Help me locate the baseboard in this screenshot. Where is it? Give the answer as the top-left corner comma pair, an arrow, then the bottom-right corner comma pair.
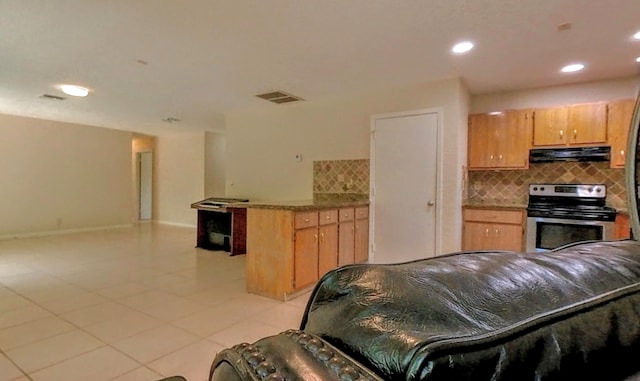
0,224 -> 134,241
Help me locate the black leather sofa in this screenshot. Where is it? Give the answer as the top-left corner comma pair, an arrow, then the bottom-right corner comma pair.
209,240 -> 640,380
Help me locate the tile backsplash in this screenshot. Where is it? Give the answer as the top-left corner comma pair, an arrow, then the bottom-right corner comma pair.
467,162 -> 627,210
313,159 -> 369,201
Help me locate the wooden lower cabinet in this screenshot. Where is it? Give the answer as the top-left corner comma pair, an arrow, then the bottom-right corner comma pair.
462,208 -> 525,252
246,205 -> 368,301
293,227 -> 319,289
614,213 -> 631,240
318,212 -> 339,277
354,207 -> 370,263
338,208 -> 355,266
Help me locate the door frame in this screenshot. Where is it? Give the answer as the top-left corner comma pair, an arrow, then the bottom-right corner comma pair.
369,107 -> 444,262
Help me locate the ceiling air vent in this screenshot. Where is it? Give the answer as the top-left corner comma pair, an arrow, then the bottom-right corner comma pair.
40,94 -> 66,101
256,90 -> 304,104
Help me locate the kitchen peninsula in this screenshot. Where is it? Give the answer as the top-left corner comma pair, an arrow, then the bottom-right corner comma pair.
236,199 -> 369,301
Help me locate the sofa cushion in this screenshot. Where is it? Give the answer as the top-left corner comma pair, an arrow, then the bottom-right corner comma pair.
301,240 -> 640,380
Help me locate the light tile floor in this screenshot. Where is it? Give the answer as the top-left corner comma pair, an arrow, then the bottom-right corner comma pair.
0,224 -> 309,381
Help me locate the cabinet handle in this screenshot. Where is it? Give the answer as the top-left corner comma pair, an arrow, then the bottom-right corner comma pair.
314,233 -> 318,243
495,228 -> 500,236
573,129 -> 577,140
485,228 -> 490,237
498,154 -> 503,160
621,150 -> 625,157
490,154 -> 494,160
559,130 -> 564,139
320,232 -> 324,242
304,218 -> 310,223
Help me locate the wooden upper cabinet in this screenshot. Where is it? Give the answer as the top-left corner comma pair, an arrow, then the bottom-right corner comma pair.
468,110 -> 531,170
532,107 -> 569,146
533,103 -> 607,147
608,99 -> 636,168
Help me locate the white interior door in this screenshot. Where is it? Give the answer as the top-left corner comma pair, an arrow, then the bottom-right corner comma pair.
138,152 -> 153,220
371,111 -> 439,263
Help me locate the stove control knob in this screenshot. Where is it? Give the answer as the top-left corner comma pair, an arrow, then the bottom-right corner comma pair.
533,187 -> 538,191
588,187 -> 594,193
596,187 -> 602,193
540,187 -> 545,191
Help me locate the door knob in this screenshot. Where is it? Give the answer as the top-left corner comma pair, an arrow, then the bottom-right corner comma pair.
427,201 -> 435,207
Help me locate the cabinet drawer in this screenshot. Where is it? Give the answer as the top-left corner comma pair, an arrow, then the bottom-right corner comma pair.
319,209 -> 338,225
339,208 -> 355,222
464,209 -> 523,225
355,206 -> 369,219
295,211 -> 318,229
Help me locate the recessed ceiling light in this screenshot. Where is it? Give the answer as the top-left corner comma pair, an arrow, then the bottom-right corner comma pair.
60,84 -> 89,97
633,31 -> 640,40
452,41 -> 474,54
561,63 -> 585,73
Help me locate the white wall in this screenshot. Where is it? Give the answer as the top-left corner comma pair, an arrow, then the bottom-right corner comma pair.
205,132 -> 227,197
155,131 -> 205,227
0,114 -> 133,237
471,76 -> 640,113
226,78 -> 469,254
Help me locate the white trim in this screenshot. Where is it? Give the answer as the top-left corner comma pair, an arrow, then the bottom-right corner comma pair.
0,224 -> 134,241
369,107 -> 444,262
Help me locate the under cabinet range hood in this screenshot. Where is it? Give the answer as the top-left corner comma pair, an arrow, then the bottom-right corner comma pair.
529,146 -> 611,163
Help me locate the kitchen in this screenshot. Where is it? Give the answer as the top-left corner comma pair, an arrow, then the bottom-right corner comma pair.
464,93 -> 636,253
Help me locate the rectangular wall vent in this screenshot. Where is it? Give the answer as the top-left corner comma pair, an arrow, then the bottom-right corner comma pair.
256,90 -> 303,104
40,94 -> 66,101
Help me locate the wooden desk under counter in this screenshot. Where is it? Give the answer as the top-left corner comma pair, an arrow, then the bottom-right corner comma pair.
238,200 -> 369,301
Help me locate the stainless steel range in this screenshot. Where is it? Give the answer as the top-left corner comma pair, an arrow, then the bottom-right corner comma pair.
526,184 -> 616,252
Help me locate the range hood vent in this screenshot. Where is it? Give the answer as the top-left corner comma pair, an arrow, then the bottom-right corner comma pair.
529,146 -> 611,163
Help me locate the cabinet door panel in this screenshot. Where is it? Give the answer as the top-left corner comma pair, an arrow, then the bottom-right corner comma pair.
338,222 -> 355,266
468,114 -> 499,168
533,107 -> 568,146
569,103 -> 607,144
492,224 -> 523,251
294,228 -> 319,289
354,218 -> 369,263
318,224 -> 338,276
498,110 -> 530,168
462,221 -> 494,251
608,99 -> 635,168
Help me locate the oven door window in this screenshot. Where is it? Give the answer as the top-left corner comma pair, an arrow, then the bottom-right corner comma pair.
536,222 -> 603,251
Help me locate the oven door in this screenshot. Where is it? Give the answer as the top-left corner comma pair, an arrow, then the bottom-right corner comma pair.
526,216 -> 615,252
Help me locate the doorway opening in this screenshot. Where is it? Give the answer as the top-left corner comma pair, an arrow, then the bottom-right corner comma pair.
137,151 -> 153,221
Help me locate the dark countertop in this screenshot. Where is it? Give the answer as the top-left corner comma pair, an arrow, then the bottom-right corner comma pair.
463,200 -> 527,210
229,199 -> 369,211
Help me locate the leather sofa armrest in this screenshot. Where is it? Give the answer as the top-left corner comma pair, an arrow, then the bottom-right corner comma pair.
209,330 -> 384,381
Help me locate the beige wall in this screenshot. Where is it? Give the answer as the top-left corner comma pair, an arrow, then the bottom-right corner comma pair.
205,132 -> 227,197
0,114 -> 133,237
471,76 -> 640,113
226,78 -> 469,254
155,131 -> 205,227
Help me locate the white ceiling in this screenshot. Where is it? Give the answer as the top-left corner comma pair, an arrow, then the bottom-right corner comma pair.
1,0 -> 640,135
